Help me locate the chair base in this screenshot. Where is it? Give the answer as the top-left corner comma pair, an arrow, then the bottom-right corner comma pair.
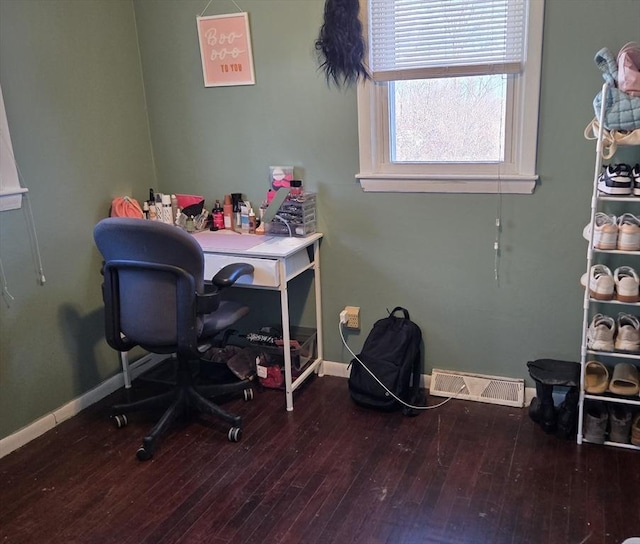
111,358 -> 253,460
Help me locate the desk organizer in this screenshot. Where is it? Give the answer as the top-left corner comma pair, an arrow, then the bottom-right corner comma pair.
265,193 -> 317,237
254,326 -> 317,389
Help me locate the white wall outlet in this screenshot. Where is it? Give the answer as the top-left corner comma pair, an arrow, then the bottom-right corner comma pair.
344,306 -> 360,329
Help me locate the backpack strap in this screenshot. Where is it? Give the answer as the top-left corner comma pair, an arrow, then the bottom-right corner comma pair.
403,347 -> 423,417
389,306 -> 410,319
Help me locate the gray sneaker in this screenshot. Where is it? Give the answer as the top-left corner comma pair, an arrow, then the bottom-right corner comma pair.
583,401 -> 608,444
608,404 -> 632,443
614,313 -> 640,352
586,314 -> 615,352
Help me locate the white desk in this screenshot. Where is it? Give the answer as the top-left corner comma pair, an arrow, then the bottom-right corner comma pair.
194,230 -> 324,411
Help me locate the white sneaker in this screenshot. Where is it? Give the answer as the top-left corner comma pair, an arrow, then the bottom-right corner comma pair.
614,266 -> 640,302
615,312 -> 640,352
631,163 -> 640,196
633,163 -> 640,196
580,264 -> 615,300
582,213 -> 618,249
617,213 -> 640,251
587,313 -> 615,352
598,163 -> 633,195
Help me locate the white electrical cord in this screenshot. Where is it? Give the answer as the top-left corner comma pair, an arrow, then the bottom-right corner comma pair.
0,257 -> 15,307
339,321 -> 466,411
274,214 -> 293,236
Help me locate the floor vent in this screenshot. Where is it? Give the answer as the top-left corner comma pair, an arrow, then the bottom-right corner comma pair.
430,369 -> 525,408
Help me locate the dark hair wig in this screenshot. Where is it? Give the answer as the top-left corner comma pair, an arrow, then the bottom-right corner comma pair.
315,0 -> 370,88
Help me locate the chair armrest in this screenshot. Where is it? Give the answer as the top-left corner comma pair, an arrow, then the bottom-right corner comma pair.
211,263 -> 254,289
199,263 -> 254,313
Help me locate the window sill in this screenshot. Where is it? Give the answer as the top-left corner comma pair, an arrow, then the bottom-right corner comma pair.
356,174 -> 538,194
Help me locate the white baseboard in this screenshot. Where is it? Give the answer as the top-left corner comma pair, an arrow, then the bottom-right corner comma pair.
0,359 -> 534,459
0,354 -> 166,459
321,360 -> 350,378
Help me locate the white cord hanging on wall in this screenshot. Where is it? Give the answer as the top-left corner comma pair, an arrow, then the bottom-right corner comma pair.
493,75 -> 508,286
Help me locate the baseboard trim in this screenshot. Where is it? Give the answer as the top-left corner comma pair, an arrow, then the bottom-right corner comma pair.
0,354 -> 166,459
321,360 -> 350,378
0,359 -> 533,459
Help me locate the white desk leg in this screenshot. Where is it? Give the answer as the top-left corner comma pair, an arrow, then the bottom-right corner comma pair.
279,259 -> 294,411
313,239 -> 324,376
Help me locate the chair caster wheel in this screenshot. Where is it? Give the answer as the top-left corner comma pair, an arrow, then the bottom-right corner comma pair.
136,446 -> 153,461
112,414 -> 128,428
228,427 -> 242,442
243,388 -> 254,401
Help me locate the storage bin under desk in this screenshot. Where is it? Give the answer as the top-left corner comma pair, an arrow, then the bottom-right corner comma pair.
254,327 -> 317,389
202,250 -> 311,288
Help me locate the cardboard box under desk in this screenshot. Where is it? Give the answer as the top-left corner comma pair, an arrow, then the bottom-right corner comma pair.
254,326 -> 317,389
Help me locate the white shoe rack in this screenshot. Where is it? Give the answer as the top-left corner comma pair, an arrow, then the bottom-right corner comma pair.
578,82 -> 640,450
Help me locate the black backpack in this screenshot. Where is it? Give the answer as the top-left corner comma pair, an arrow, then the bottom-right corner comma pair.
348,307 -> 423,415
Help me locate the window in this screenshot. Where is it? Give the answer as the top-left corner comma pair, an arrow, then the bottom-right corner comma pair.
357,0 -> 545,193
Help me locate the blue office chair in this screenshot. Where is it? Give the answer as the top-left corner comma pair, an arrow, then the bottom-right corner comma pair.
94,217 -> 255,460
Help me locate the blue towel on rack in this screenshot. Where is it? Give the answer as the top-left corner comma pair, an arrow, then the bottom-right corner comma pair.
593,47 -> 640,131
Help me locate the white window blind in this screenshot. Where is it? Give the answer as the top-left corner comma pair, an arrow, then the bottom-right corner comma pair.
368,0 -> 528,81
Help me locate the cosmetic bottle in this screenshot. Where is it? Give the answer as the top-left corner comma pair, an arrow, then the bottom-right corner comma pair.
249,208 -> 256,234
175,209 -> 185,229
147,188 -> 156,220
290,180 -> 303,197
171,194 -> 178,224
142,201 -> 150,220
212,199 -> 224,230
161,194 -> 173,224
241,202 -> 250,233
231,193 -> 243,230
155,193 -> 163,223
256,201 -> 267,234
223,194 -> 234,230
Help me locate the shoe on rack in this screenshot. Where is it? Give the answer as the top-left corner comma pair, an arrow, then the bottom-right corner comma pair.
608,362 -> 640,396
608,404 -> 632,443
584,360 -> 610,394
614,313 -> 640,352
631,414 -> 640,446
583,401 -> 608,444
586,313 -> 615,352
582,213 -> 618,249
617,213 -> 640,251
598,163 -> 633,195
580,264 -> 614,300
632,163 -> 640,196
614,266 -> 640,302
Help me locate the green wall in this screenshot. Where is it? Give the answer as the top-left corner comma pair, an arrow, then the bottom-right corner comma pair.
1,0 -> 639,440
0,0 -> 156,439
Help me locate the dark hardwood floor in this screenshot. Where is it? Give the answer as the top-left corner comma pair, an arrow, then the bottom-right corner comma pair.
1,375 -> 638,544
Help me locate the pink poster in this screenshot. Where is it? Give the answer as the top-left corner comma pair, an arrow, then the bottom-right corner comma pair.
197,13 -> 255,87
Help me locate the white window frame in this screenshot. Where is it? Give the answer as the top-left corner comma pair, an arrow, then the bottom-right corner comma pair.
356,0 -> 545,194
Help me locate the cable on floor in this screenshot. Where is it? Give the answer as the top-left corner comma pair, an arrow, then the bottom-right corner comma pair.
339,322 -> 465,411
